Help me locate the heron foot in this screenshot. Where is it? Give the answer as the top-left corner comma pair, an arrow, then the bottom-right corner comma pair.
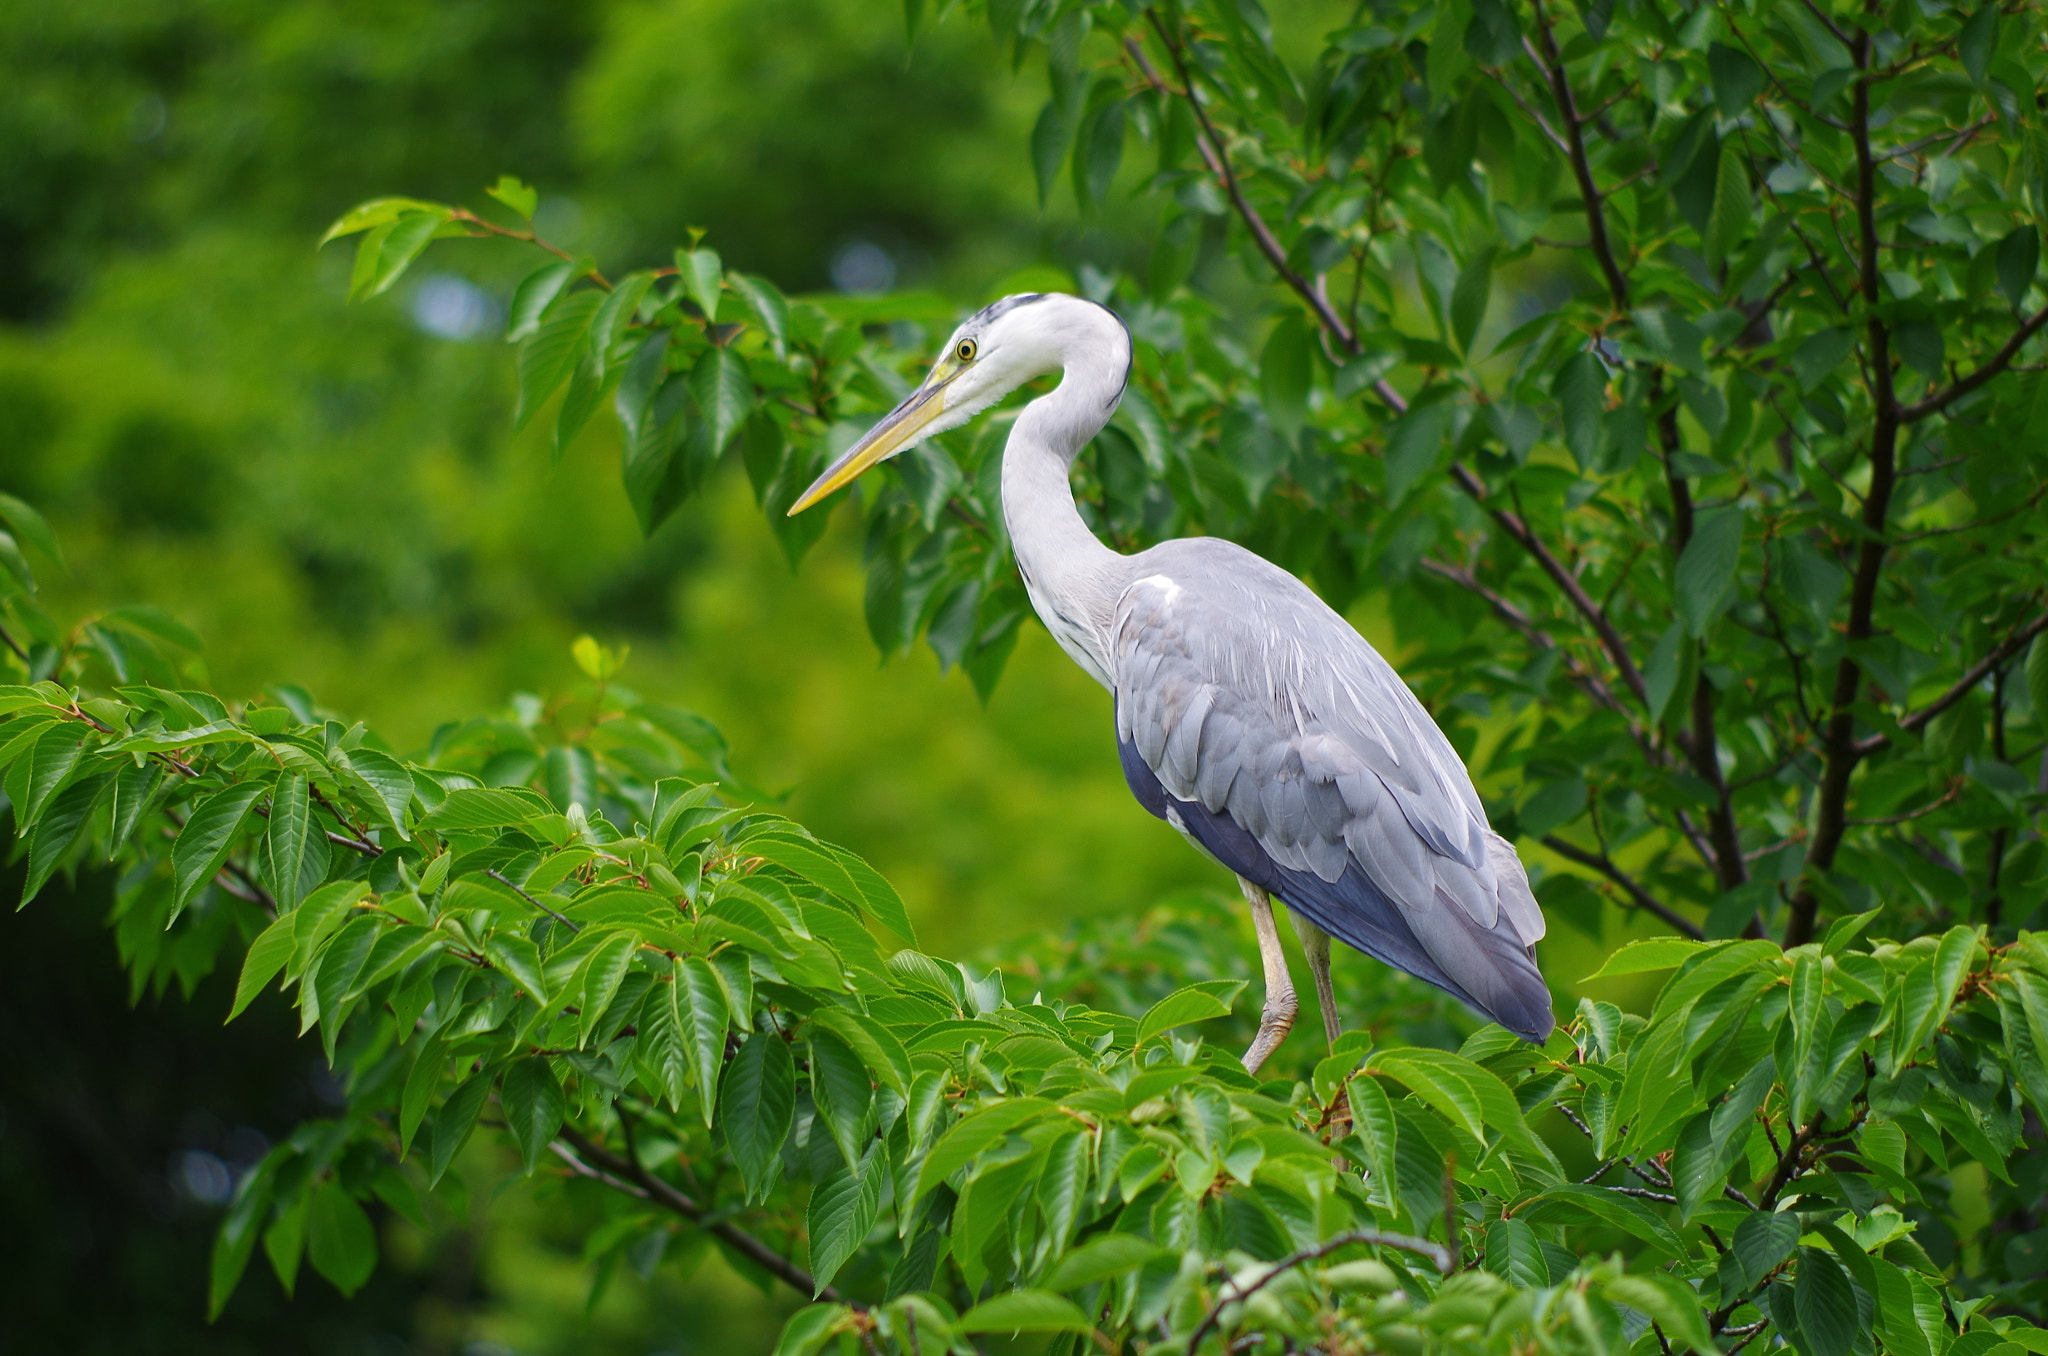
1242,990 -> 1298,1076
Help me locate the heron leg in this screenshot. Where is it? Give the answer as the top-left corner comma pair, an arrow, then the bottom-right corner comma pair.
1290,913 -> 1344,1046
1291,912 -> 1352,1136
1238,877 -> 1296,1076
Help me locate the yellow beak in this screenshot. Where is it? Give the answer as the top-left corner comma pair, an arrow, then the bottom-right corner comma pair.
788,370 -> 958,515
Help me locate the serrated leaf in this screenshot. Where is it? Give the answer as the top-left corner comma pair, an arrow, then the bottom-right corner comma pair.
1675,506 -> 1746,638
229,911 -> 299,1021
1708,41 -> 1765,116
720,1027 -> 795,1200
574,931 -> 639,1048
1137,979 -> 1246,1045
306,1182 -> 377,1296
485,175 -> 538,220
320,196 -> 444,246
507,259 -> 576,342
1734,1210 -> 1800,1288
690,347 -> 754,455
727,272 -> 789,357
675,956 -> 728,1124
501,1057 -> 567,1175
1260,313 -> 1313,442
1450,246 -> 1496,355
1043,1232 -> 1167,1290
1997,227 -> 2040,310
23,770 -> 106,905
809,1026 -> 875,1171
681,248 -> 722,323
806,1144 -> 885,1294
515,290 -> 603,430
171,782 -> 267,917
1795,1246 -> 1858,1356
399,1035 -> 445,1158
1553,350 -> 1607,471
957,1290 -> 1093,1335
429,1066 -> 495,1186
422,786 -> 548,830
1483,1216 -> 1548,1288
355,212 -> 447,301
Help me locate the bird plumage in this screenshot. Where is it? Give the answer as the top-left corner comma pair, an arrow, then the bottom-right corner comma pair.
792,291 -> 1555,1049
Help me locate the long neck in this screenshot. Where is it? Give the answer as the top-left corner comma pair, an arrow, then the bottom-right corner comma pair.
1001,365 -> 1128,689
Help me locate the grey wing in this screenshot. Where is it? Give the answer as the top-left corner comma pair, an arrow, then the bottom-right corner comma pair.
1112,543 -> 1553,1041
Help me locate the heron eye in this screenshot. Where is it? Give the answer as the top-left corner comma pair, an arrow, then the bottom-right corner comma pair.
956,339 -> 977,362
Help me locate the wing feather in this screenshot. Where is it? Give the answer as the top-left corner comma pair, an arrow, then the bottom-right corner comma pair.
1111,541 -> 1550,1040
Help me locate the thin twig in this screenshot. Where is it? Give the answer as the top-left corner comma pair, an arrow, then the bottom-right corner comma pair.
1853,610 -> 2048,755
489,868 -> 583,933
1184,1229 -> 1452,1356
1539,835 -> 1704,939
559,1125 -> 842,1304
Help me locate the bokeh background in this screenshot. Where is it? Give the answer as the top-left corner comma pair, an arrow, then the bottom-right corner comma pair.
0,3 -> 1638,1352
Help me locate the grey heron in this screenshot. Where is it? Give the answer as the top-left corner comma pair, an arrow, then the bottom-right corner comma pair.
790,292 -> 1554,1072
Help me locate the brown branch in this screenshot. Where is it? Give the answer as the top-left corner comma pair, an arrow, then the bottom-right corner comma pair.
1900,302 -> 2048,422
1185,1228 -> 1452,1356
1136,22 -> 1356,352
1527,1 -> 1629,312
558,1124 -> 842,1304
1853,610 -> 2048,755
1539,835 -> 1705,938
1845,778 -> 1963,826
1445,464 -> 1653,712
488,868 -> 583,933
1789,35 -> 1902,948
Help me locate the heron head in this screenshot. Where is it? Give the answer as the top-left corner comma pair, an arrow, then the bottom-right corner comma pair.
788,292 -> 1124,514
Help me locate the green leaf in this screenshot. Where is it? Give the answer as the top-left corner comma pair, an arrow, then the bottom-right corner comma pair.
638,968 -> 690,1112
574,931 -> 639,1047
957,1290 -> 1093,1335
171,782 -> 267,917
305,1181 -> 377,1297
354,211 -> 447,301
230,912 -> 298,1021
1704,143 -> 1752,273
1959,3 -> 1998,84
319,196 -> 444,246
399,1036 -> 444,1158
913,1098 -> 1052,1202
1708,42 -> 1766,116
501,1057 -> 567,1175
0,493 -> 64,570
1031,99 -> 1073,209
1518,1183 -> 1688,1258
681,248 -> 722,323
690,347 -> 754,455
1795,1246 -> 1859,1356
23,770 -> 106,905
1734,1210 -> 1800,1289
209,1165 -> 273,1318
422,786 -> 548,831
808,1027 -> 875,1171
805,1144 -> 884,1294
720,1027 -> 796,1201
1483,1217 -> 1548,1288
772,1304 -> 851,1356
1136,979 -> 1246,1045
485,175 -> 538,220
1553,351 -> 1607,471
589,272 -> 655,381
429,1066 -> 495,1186
338,746 -> 413,839
2026,635 -> 2048,735
727,272 -> 790,357
675,956 -> 729,1124
1078,96 -> 1126,207
515,290 -> 603,430
1449,246 -> 1496,355
1260,313 -> 1313,442
1607,1273 -> 1718,1354
1348,1070 -> 1401,1208
507,260 -> 576,342
811,1006 -> 910,1096
1043,1232 -> 1168,1290
1382,400 -> 1453,504
1997,227 -> 2040,310
1582,937 -> 1705,981
263,773 -> 314,910
1675,507 -> 1746,638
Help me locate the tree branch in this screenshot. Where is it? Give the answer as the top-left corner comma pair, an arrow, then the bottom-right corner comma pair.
1539,835 -> 1704,938
1853,610 -> 2048,755
1900,301 -> 2048,422
1789,35 -> 1902,948
558,1124 -> 843,1304
1185,1229 -> 1452,1356
1527,0 -> 1629,312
